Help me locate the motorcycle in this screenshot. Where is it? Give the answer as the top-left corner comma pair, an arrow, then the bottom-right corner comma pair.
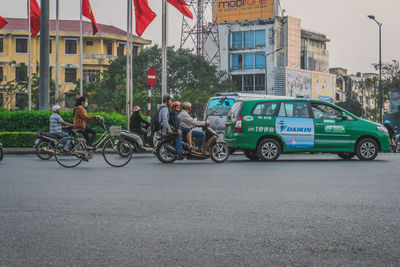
155,125 -> 230,163
119,127 -> 159,153
0,142 -> 3,161
34,126 -> 76,160
391,132 -> 400,153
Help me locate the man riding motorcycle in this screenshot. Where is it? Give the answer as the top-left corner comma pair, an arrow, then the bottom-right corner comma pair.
178,102 -> 210,155
130,105 -> 151,147
384,120 -> 397,151
158,94 -> 185,159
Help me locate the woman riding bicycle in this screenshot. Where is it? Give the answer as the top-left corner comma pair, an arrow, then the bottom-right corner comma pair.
73,96 -> 102,150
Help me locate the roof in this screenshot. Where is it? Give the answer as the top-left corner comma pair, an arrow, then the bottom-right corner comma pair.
1,18 -> 149,41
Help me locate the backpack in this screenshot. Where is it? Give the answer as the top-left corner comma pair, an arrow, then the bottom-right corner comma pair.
150,106 -> 167,132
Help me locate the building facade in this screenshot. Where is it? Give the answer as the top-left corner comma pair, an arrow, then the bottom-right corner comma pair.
0,18 -> 151,110
215,15 -> 335,100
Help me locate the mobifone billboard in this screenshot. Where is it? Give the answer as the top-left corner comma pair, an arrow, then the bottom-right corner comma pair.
213,0 -> 274,23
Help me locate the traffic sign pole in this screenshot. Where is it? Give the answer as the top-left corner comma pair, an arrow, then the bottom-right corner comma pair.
146,68 -> 157,122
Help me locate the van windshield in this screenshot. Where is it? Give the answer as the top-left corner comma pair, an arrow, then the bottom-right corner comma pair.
206,98 -> 235,116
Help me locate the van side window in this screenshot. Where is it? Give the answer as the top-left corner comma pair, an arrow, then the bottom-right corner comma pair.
252,102 -> 278,116
311,103 -> 342,119
279,102 -> 310,118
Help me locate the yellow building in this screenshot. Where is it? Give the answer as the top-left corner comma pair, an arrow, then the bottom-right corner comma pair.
0,18 -> 151,109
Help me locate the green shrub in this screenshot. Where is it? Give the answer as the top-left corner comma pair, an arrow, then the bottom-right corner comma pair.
0,110 -> 135,133
0,132 -> 37,148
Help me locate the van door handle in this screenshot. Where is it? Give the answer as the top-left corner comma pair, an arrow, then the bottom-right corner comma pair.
279,121 -> 285,125
315,123 -> 323,126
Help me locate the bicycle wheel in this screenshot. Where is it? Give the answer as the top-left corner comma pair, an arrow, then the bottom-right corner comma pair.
55,137 -> 85,168
103,137 -> 132,167
36,140 -> 54,160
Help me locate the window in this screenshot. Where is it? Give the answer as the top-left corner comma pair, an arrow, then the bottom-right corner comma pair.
252,102 -> 278,116
243,54 -> 254,69
254,74 -> 265,91
279,102 -> 310,118
65,40 -> 77,54
255,30 -> 265,46
244,31 -> 254,48
231,54 -> 242,70
232,75 -> 242,91
49,39 -> 52,54
243,74 -> 254,91
0,66 -> 3,82
83,69 -> 100,83
255,53 -> 265,69
65,68 -> 77,83
232,32 -> 242,49
117,43 -> 125,57
105,41 -> 113,55
359,96 -> 363,104
16,38 -> 28,53
15,92 -> 28,110
64,92 -> 76,108
206,98 -> 235,116
15,67 -> 27,81
132,45 -> 138,55
0,38 -> 3,53
311,103 -> 342,120
86,41 -> 93,46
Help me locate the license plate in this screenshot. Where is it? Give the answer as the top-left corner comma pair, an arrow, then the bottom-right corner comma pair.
34,139 -> 40,145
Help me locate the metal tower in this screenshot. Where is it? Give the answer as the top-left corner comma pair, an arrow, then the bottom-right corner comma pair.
180,0 -> 220,67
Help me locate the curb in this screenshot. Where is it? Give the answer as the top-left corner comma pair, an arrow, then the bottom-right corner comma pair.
3,148 -> 153,155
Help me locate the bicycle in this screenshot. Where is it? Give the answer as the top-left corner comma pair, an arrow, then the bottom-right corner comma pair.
54,119 -> 132,168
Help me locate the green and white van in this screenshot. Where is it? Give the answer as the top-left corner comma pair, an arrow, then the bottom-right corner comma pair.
224,98 -> 391,161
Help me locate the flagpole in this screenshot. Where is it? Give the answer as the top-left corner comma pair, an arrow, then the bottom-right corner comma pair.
55,0 -> 59,104
80,0 -> 83,96
126,0 -> 131,129
129,0 -> 133,117
161,0 -> 167,100
28,0 -> 32,110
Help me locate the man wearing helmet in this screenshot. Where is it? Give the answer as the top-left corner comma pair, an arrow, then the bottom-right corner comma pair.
50,105 -> 73,151
158,94 -> 185,158
130,105 -> 151,147
384,120 -> 396,147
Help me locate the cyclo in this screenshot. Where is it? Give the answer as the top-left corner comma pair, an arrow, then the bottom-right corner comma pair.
54,118 -> 132,168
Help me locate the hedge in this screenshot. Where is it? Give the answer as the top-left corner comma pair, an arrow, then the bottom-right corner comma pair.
0,110 -> 149,133
0,132 -> 37,148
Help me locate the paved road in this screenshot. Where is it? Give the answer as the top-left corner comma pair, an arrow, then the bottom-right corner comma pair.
1,153 -> 400,266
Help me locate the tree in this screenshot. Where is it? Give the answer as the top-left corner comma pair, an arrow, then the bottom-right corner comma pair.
77,45 -> 235,116
336,99 -> 362,117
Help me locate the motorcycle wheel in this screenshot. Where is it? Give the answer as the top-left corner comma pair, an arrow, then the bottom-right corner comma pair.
210,142 -> 229,163
337,152 -> 356,160
36,140 -> 54,160
156,141 -> 177,164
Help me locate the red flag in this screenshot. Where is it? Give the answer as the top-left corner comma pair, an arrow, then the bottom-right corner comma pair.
0,16 -> 8,29
28,0 -> 41,37
133,0 -> 156,37
167,0 -> 192,19
82,0 -> 98,35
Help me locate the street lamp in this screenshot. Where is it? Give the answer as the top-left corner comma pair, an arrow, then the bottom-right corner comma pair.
368,15 -> 383,123
265,47 -> 283,95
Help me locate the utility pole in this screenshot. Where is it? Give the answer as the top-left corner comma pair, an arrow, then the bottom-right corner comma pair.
39,0 -> 50,110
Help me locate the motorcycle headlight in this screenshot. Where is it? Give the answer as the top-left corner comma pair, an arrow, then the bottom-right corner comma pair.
377,126 -> 388,135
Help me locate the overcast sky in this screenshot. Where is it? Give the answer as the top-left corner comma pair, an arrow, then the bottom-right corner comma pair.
1,0 -> 399,74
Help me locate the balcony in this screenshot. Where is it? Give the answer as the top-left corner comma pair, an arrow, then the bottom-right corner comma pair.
83,53 -> 118,65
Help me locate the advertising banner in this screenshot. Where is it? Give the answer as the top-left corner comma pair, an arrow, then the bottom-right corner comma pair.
312,73 -> 335,102
286,69 -> 312,98
213,0 -> 274,23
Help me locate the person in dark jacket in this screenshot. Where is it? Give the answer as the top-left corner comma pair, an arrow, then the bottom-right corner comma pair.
130,106 -> 150,146
169,101 -> 181,132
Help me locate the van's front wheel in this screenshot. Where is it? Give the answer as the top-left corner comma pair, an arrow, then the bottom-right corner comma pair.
257,139 -> 281,161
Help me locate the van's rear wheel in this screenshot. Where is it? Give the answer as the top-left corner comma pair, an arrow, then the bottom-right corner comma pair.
257,139 -> 281,161
244,150 -> 259,161
356,138 -> 378,161
337,152 -> 356,160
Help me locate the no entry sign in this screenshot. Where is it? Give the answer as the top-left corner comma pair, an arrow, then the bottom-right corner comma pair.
146,68 -> 157,87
